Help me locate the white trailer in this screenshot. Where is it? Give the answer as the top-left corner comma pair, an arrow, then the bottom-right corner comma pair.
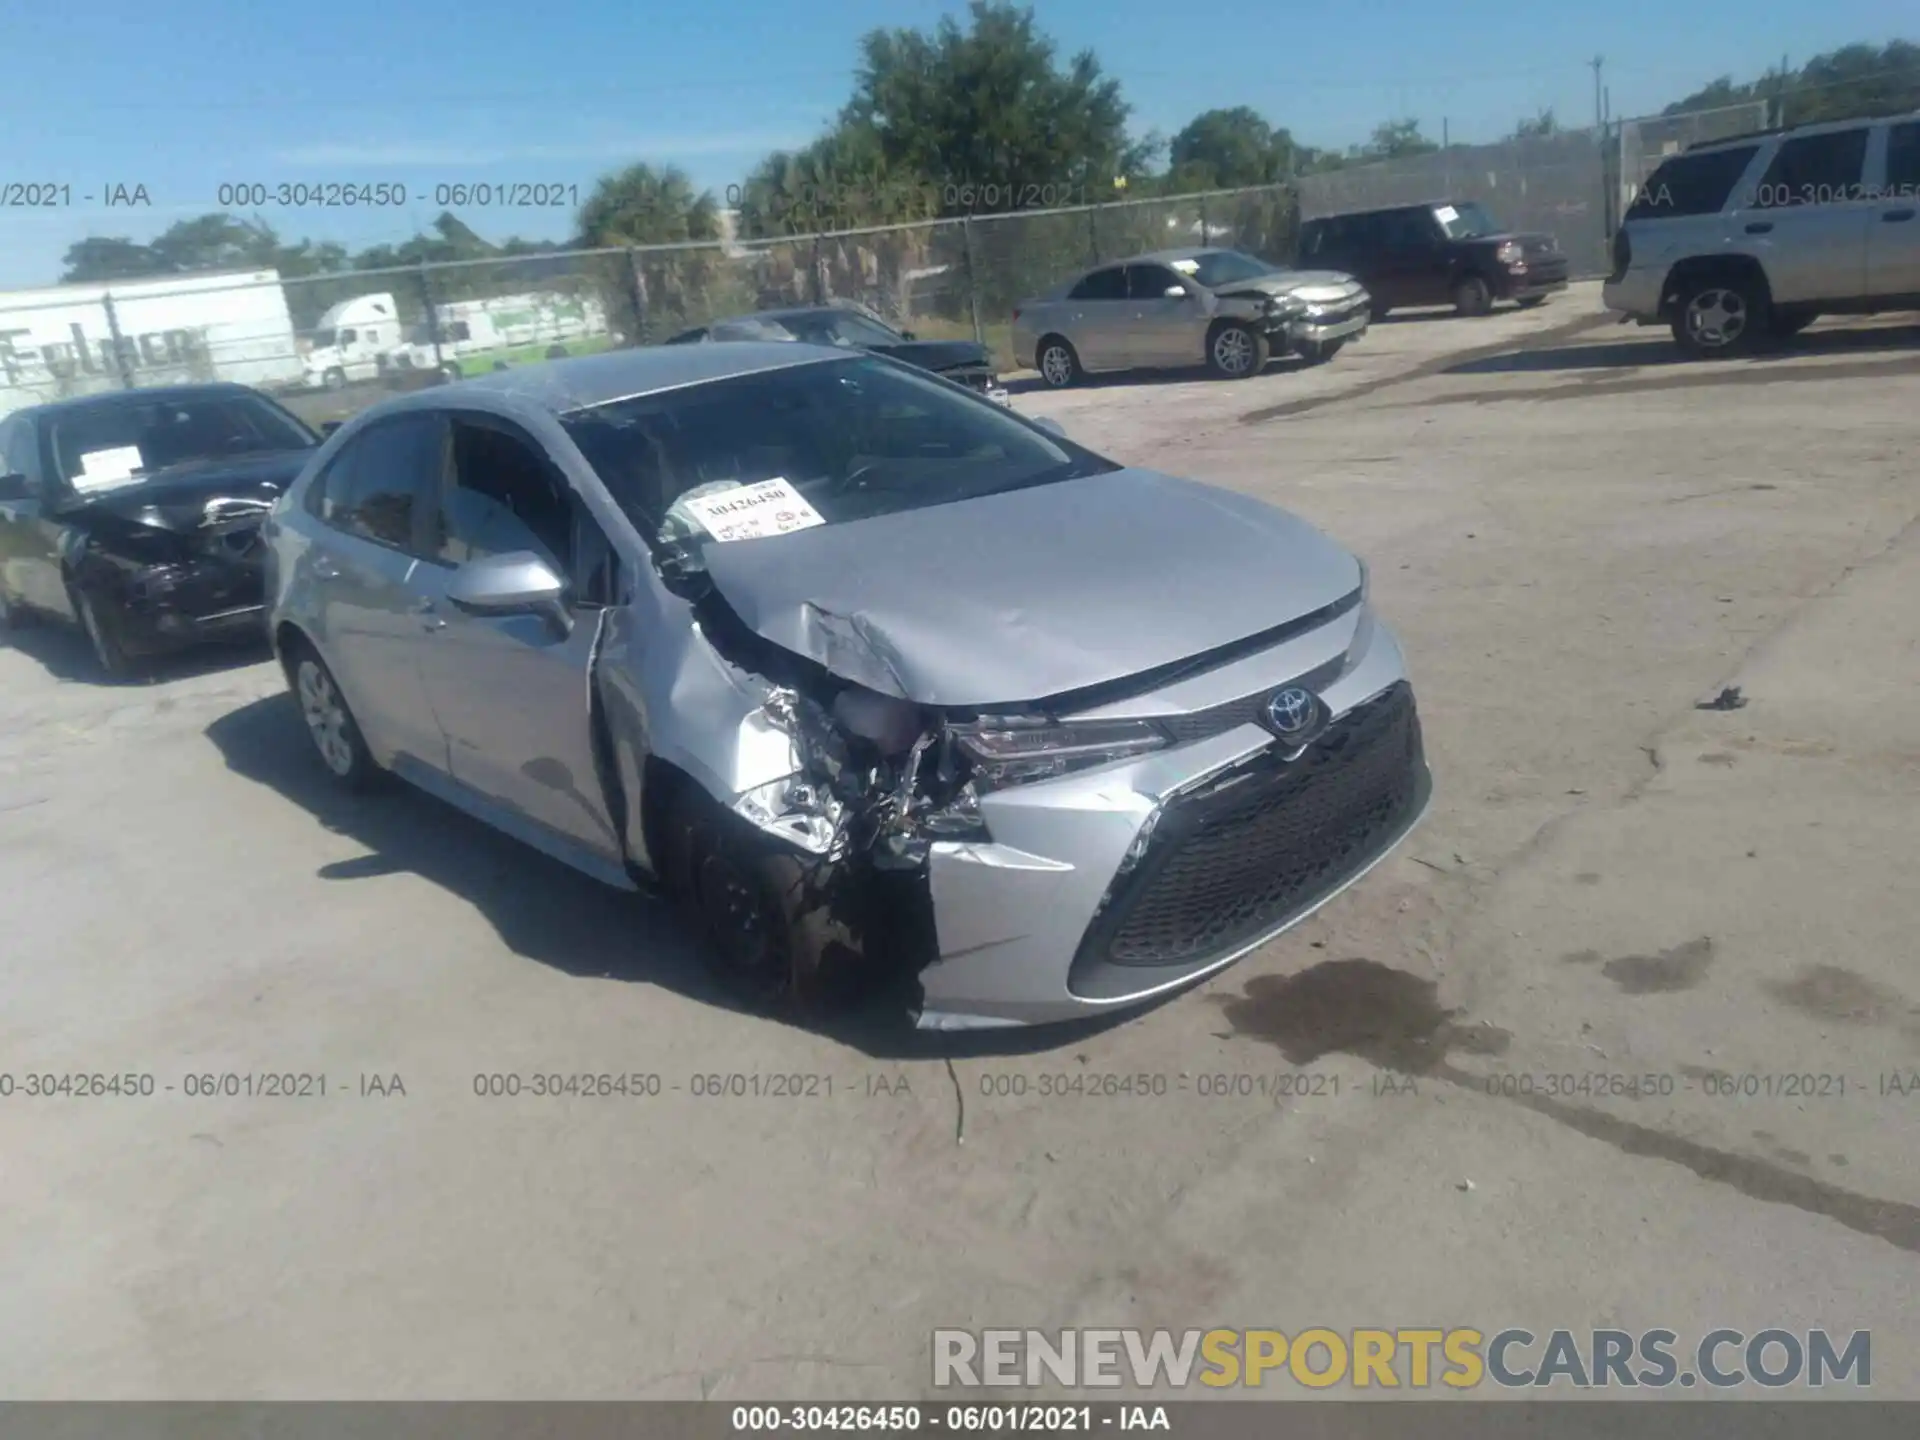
0,269 -> 304,420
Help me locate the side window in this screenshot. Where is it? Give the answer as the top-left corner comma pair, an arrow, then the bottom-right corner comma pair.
1126,263 -> 1184,299
1885,122 -> 1920,192
1068,267 -> 1127,301
339,327 -> 359,346
321,414 -> 444,553
1750,129 -> 1869,209
1627,145 -> 1760,219
432,419 -> 576,581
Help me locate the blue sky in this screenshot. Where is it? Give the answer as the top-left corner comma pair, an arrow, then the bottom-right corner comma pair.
0,0 -> 1902,288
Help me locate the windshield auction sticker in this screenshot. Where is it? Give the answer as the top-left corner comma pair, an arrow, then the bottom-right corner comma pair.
74,446 -> 145,491
679,477 -> 826,543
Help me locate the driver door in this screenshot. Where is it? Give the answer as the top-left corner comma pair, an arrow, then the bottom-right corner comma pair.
1124,263 -> 1209,367
411,413 -> 625,874
0,417 -> 72,616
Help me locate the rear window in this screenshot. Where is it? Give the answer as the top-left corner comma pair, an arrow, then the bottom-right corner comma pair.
1627,145 -> 1759,219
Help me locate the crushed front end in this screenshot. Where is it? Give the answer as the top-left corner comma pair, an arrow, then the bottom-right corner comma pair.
67,493 -> 276,653
703,587 -> 1428,1030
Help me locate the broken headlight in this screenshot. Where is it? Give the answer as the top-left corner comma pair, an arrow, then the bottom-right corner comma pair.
953,717 -> 1169,788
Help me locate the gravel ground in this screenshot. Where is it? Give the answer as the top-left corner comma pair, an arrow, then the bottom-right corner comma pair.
3,288 -> 1918,1400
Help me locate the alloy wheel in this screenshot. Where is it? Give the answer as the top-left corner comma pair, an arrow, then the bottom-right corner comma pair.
1039,344 -> 1075,387
1212,327 -> 1256,375
696,849 -> 789,1004
1685,288 -> 1747,350
296,659 -> 356,777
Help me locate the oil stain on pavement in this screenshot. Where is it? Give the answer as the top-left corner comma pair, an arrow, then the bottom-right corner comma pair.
1219,958 -> 1920,1254
1562,936 -> 1715,994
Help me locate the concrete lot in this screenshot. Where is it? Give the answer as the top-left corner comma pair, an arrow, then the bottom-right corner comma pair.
3,286 -> 1918,1399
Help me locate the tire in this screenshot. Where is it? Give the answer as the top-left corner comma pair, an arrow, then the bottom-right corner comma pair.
1671,273 -> 1768,358
287,642 -> 382,791
676,797 -> 866,1016
544,343 -> 570,360
1516,295 -> 1548,309
439,362 -> 463,381
322,367 -> 347,391
1768,307 -> 1817,339
1451,274 -> 1494,317
1035,336 -> 1082,389
1207,320 -> 1268,379
1296,338 -> 1344,365
70,585 -> 135,679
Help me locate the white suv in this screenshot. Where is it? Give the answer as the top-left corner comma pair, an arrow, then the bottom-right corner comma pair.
1604,112 -> 1920,356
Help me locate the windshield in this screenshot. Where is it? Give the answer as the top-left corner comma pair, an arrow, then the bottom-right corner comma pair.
308,328 -> 337,350
775,311 -> 907,347
48,393 -> 318,492
1183,251 -> 1280,288
560,354 -> 1115,555
1434,201 -> 1502,239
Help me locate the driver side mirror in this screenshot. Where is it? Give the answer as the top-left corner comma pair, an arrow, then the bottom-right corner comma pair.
445,550 -> 571,636
319,421 -> 342,437
899,329 -> 917,341
0,472 -> 37,503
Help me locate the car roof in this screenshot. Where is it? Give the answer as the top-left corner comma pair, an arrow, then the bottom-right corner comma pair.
1683,110 -> 1920,152
10,382 -> 269,423
1302,201 -> 1457,222
372,341 -> 848,417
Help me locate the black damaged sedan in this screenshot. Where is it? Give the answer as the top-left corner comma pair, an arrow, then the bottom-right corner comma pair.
0,383 -> 321,677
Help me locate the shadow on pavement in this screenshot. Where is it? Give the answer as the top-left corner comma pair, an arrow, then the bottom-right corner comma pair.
202,690 -> 1112,1060
1,616 -> 270,688
1447,320 -> 1920,376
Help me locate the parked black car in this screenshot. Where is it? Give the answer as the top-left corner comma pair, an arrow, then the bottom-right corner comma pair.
1297,200 -> 1570,318
0,383 -> 322,676
664,306 -> 1009,402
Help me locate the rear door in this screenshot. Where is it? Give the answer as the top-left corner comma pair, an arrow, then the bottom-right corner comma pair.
1061,265 -> 1131,370
1740,125 -> 1875,304
1123,261 -> 1208,366
411,412 -> 625,871
1866,120 -> 1920,297
302,413 -> 450,769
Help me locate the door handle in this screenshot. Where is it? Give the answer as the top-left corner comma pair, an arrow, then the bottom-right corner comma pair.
1744,221 -> 1773,234
1882,208 -> 1916,222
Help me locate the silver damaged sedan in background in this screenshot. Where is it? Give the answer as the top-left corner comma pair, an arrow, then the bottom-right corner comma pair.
263,344 -> 1429,1029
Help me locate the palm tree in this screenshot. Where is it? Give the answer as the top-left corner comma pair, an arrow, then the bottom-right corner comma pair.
574,163 -> 725,338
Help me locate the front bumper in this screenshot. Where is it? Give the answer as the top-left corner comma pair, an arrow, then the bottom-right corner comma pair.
1286,308 -> 1371,348
914,613 -> 1427,1030
107,558 -> 269,654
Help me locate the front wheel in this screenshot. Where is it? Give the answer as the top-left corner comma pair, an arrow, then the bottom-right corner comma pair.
439,361 -> 463,381
1672,276 -> 1767,357
1207,321 -> 1269,379
678,802 -> 867,1016
290,646 -> 382,790
322,367 -> 347,391
71,586 -> 135,679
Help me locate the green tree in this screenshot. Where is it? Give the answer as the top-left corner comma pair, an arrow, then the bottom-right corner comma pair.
59,237 -> 166,283
1165,106 -> 1302,190
1510,107 -> 1559,140
573,163 -> 720,247
843,0 -> 1156,215
1662,40 -> 1919,123
1363,118 -> 1438,159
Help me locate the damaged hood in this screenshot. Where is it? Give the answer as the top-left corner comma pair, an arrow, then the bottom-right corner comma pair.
700,468 -> 1362,708
867,338 -> 994,374
1217,269 -> 1367,305
65,449 -> 311,531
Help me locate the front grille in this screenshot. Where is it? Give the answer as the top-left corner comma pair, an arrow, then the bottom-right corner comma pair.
943,367 -> 995,391
1076,682 -> 1423,970
1152,656 -> 1345,745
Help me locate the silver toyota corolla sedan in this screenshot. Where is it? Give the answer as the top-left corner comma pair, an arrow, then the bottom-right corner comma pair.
263,343 -> 1429,1030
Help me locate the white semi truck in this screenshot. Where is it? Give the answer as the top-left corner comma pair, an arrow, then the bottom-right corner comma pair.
300,289 -> 611,389
0,269 -> 304,420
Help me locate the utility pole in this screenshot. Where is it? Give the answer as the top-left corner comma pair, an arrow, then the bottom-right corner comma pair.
1590,56 -> 1604,134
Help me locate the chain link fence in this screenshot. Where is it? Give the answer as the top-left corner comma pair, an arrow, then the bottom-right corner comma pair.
0,103 -> 1770,419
